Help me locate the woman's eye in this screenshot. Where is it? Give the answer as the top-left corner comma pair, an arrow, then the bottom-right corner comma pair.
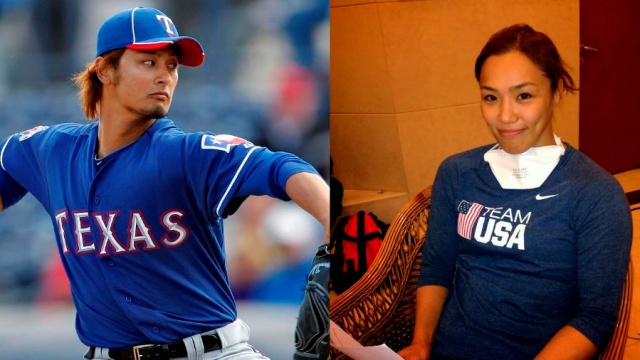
483,94 -> 497,102
517,93 -> 532,100
144,60 -> 155,66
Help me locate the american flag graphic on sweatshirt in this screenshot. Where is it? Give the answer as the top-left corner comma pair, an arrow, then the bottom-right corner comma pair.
457,200 -> 484,239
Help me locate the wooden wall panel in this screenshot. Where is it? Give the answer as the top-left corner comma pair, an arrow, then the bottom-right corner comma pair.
330,5 -> 395,114
397,105 -> 494,196
331,113 -> 407,191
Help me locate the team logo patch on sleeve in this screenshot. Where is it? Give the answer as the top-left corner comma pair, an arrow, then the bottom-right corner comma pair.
19,125 -> 49,141
201,134 -> 254,153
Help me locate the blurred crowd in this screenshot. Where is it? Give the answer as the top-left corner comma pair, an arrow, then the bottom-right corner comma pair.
0,0 -> 329,307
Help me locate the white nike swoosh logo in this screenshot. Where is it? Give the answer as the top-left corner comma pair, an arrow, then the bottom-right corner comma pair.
536,194 -> 558,200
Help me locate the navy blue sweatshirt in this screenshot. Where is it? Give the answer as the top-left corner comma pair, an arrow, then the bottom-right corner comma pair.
418,143 -> 632,359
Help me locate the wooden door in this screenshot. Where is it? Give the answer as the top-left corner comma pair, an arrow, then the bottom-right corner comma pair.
579,0 -> 640,174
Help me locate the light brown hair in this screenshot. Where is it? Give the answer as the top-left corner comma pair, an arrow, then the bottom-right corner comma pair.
72,49 -> 125,120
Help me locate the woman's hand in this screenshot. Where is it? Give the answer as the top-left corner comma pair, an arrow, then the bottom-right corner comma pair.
397,343 -> 430,360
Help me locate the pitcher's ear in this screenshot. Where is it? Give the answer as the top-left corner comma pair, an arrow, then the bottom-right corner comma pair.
95,57 -> 113,84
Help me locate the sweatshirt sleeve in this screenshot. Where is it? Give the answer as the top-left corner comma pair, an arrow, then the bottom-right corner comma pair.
418,157 -> 460,288
567,175 -> 632,349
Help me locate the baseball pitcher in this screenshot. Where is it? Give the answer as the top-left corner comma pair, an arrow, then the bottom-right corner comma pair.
0,7 -> 329,360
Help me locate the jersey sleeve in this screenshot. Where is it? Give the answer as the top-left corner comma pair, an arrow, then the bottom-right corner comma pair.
0,136 -> 28,209
418,156 -> 460,288
185,133 -> 318,219
0,125 -> 54,210
566,176 -> 632,349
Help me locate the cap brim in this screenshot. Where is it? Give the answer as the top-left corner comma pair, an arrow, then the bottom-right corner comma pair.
127,36 -> 205,67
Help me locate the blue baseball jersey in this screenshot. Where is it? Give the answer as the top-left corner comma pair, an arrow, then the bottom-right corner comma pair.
0,118 -> 318,348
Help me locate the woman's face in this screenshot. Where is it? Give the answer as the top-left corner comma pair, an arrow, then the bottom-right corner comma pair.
479,50 -> 559,154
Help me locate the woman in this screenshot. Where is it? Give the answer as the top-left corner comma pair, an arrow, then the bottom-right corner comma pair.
398,24 -> 632,360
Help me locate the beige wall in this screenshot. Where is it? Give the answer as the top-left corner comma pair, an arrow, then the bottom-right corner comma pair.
331,0 -> 580,223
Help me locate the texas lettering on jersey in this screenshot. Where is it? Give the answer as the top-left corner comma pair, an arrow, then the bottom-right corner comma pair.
54,208 -> 189,256
457,200 -> 530,250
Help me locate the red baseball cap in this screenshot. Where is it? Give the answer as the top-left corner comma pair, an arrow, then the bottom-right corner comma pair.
96,7 -> 205,67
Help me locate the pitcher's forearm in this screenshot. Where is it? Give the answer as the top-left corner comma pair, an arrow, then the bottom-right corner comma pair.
285,172 -> 330,244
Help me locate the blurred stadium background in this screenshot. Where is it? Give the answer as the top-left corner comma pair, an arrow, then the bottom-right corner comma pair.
0,0 -> 328,358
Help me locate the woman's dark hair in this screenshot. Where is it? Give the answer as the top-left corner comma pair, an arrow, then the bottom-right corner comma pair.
474,24 -> 577,94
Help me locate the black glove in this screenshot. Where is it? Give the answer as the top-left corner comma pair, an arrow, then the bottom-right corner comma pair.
294,244 -> 330,360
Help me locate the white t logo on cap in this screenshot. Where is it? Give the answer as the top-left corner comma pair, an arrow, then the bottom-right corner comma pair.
156,14 -> 175,36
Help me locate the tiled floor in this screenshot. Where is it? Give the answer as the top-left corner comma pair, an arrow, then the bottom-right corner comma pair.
612,169 -> 640,359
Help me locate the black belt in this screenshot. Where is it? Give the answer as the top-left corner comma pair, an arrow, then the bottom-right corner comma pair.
88,334 -> 222,360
